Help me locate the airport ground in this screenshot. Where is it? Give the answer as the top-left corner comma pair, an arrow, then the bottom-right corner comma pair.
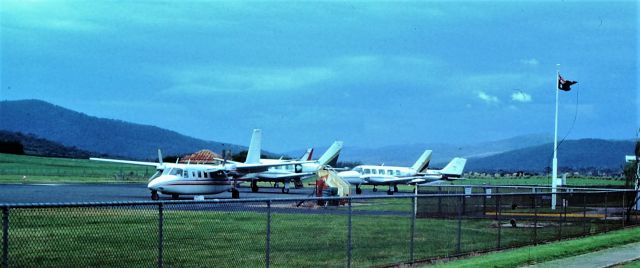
1,153 -> 638,267
0,182 -> 418,203
430,226 -> 640,268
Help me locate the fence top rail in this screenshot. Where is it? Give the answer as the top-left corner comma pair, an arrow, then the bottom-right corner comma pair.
428,184 -> 632,192
1,189 -> 637,208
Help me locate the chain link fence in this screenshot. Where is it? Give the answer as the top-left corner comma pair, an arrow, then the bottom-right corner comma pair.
1,187 -> 639,267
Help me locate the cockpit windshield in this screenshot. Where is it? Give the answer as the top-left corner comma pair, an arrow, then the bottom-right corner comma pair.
162,168 -> 183,176
353,167 -> 363,173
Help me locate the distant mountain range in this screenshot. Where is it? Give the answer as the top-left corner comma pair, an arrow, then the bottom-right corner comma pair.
0,99 -> 634,171
0,130 -> 95,158
307,133 -> 553,167
0,99 -> 245,159
290,136 -> 633,172
466,139 -> 635,172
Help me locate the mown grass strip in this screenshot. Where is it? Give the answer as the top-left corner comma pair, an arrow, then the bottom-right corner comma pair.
430,227 -> 640,268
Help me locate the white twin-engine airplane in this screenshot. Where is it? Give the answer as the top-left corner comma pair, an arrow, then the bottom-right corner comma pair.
91,151 -> 311,200
337,150 -> 467,195
90,129 -> 341,200
224,129 -> 343,194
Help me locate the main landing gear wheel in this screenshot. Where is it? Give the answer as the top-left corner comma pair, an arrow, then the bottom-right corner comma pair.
282,187 -> 290,194
171,193 -> 179,200
232,188 -> 240,199
372,187 -> 378,192
387,189 -> 394,195
151,190 -> 159,201
355,187 -> 362,195
394,185 -> 399,192
251,181 -> 259,193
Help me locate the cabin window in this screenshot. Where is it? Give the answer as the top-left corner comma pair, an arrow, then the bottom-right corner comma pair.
169,168 -> 182,176
204,172 -> 208,178
198,171 -> 203,178
371,169 -> 377,174
363,169 -> 371,174
387,170 -> 393,175
378,169 -> 385,174
395,170 -> 401,176
192,171 -> 196,177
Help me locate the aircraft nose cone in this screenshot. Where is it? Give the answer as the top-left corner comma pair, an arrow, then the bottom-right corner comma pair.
148,175 -> 177,191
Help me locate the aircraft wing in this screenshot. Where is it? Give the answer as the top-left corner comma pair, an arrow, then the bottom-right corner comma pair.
90,157 -> 159,167
239,172 -> 315,182
232,161 -> 312,173
213,158 -> 242,164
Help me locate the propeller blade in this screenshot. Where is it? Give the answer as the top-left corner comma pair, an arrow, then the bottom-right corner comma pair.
158,149 -> 163,165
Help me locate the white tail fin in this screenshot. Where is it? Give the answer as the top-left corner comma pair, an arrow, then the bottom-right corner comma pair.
440,158 -> 467,177
317,141 -> 343,167
410,150 -> 432,172
245,129 -> 262,164
299,148 -> 314,161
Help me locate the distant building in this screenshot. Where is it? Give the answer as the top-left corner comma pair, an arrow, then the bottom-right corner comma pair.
179,150 -> 221,164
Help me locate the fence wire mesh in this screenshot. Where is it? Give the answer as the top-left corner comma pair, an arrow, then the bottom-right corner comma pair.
1,186 -> 638,268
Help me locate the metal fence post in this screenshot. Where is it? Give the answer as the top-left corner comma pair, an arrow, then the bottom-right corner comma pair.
437,186 -> 442,215
266,200 -> 271,268
157,203 -> 164,268
558,194 -> 563,240
533,195 -> 538,244
347,198 -> 352,268
604,192 -> 608,233
622,191 -> 626,227
583,194 -> 588,235
410,195 -> 416,263
496,195 -> 501,249
2,207 -> 8,268
456,195 -> 462,254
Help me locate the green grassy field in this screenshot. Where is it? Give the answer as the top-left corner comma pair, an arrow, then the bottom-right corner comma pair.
0,153 -> 628,188
453,176 -> 627,187
430,226 -> 640,268
0,153 -> 152,183
2,198 -> 625,268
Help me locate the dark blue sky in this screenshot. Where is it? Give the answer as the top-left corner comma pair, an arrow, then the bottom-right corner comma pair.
1,1 -> 637,151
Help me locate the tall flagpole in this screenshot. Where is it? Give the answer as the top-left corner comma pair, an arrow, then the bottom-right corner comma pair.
552,64 -> 560,210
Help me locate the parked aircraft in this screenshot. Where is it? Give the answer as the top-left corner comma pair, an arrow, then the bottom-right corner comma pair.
337,150 -> 467,195
223,129 -> 343,193
90,149 -> 311,200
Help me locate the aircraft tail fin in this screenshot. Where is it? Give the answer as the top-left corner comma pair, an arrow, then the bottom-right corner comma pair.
317,141 -> 343,167
299,148 -> 314,161
440,158 -> 467,177
410,150 -> 432,173
245,129 -> 262,164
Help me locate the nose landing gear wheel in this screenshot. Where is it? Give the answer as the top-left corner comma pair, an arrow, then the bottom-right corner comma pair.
355,187 -> 362,195
151,190 -> 159,200
387,189 -> 394,195
394,185 -> 399,192
251,181 -> 259,193
232,188 -> 240,199
372,187 -> 378,192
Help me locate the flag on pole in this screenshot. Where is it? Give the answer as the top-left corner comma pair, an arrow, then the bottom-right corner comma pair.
558,74 -> 577,91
